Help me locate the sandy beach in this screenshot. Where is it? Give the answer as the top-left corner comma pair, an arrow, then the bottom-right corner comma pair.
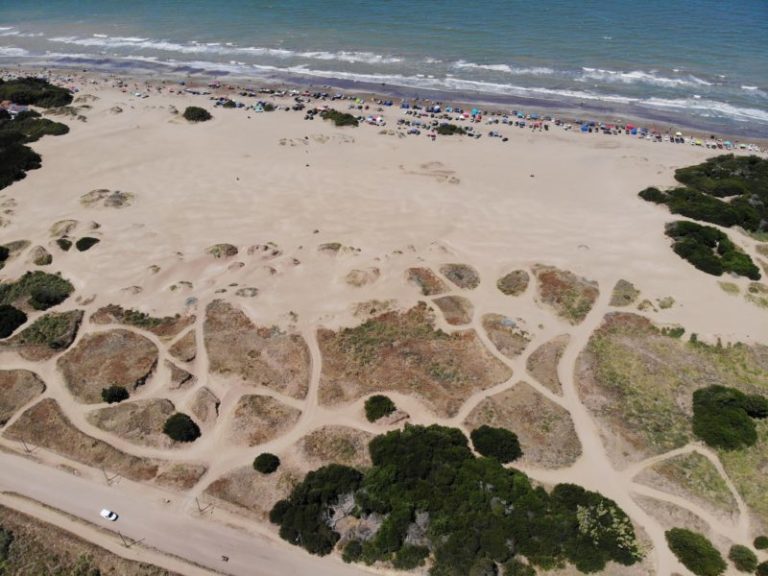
1,67 -> 767,576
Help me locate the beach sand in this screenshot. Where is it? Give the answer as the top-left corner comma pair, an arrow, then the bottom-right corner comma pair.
1,71 -> 767,575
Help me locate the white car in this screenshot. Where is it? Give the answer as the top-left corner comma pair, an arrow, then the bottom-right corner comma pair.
100,508 -> 118,521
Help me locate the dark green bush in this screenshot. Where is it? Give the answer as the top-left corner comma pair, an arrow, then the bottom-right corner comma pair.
436,123 -> 467,136
56,238 -> 72,251
755,535 -> 768,549
757,562 -> 768,576
342,540 -> 363,563
163,413 -> 201,442
320,109 -> 358,127
0,271 -> 74,311
253,452 -> 280,474
182,106 -> 212,122
665,221 -> 760,280
728,544 -> 758,572
0,134 -> 42,191
666,528 -> 726,576
9,116 -> 69,143
638,186 -> 667,203
0,304 -> 27,338
0,246 -> 9,263
392,545 -> 429,570
75,237 -> 100,252
0,526 -> 13,562
101,385 -> 129,404
470,425 -> 523,463
692,385 -> 763,449
364,394 -> 396,422
502,558 -> 536,576
0,77 -> 73,108
745,394 -> 768,418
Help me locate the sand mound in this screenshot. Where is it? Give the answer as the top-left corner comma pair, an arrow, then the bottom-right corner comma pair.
91,304 -> 195,339
205,465 -> 301,520
189,387 -> 220,426
533,265 -> 599,324
525,334 -> 570,395
207,243 -> 238,258
481,314 -> 531,358
295,426 -> 373,468
465,382 -> 581,468
433,295 -> 474,325
169,329 -> 197,362
0,370 -> 46,426
345,267 -> 380,287
3,310 -> 83,361
406,267 -> 448,296
228,394 -> 301,446
439,263 -> 480,289
4,399 -> 159,481
204,300 -> 310,399
496,270 -> 530,296
318,302 -> 512,417
57,329 -> 158,403
87,398 -> 177,449
28,245 -> 52,266
80,189 -> 134,209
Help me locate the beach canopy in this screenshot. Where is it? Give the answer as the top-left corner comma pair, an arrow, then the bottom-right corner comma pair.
471,108 -> 479,116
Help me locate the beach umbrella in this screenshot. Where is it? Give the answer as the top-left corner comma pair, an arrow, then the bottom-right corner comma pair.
471,107 -> 479,116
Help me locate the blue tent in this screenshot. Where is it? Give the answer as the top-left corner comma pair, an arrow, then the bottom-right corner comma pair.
580,124 -> 589,132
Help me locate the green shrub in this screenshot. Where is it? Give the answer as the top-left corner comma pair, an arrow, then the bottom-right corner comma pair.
10,116 -> 69,143
56,238 -> 72,251
183,106 -> 212,122
470,425 -> 523,463
728,544 -> 758,572
692,385 -> 762,449
75,237 -> 100,252
393,545 -> 429,569
755,535 -> 768,549
364,394 -> 396,422
665,221 -> 760,280
0,133 -> 42,191
253,453 -> 280,474
163,413 -> 201,442
757,562 -> 768,576
665,528 -> 726,576
101,385 -> 129,404
638,186 -> 667,204
0,77 -> 73,107
0,246 -> 9,263
0,271 -> 74,310
0,304 -> 27,338
745,394 -> 768,418
320,109 -> 358,127
436,123 -> 467,136
342,540 -> 363,563
502,558 -> 536,576
0,526 -> 13,562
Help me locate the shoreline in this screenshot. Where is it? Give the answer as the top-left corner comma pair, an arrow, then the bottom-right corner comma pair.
3,58 -> 768,145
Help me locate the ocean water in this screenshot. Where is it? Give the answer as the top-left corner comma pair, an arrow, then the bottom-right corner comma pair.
1,0 -> 767,135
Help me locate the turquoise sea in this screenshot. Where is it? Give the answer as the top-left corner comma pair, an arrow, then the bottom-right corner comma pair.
1,0 -> 767,135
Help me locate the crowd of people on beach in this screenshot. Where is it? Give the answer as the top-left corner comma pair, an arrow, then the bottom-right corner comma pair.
2,67 -> 765,154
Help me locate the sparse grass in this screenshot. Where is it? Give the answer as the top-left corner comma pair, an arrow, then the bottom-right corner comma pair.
610,279 -> 640,307
719,281 -> 740,295
534,265 -> 599,324
13,310 -> 81,348
745,282 -> 768,309
497,270 -> 529,296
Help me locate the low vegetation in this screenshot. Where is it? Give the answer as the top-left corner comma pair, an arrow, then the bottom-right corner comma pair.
533,265 -> 599,324
665,221 -> 760,280
436,123 -> 467,135
756,535 -> 768,549
470,425 -> 522,463
74,236 -> 100,251
665,528 -> 726,576
253,453 -> 281,474
0,77 -> 73,108
320,109 -> 358,127
0,271 -> 74,311
496,270 -> 530,296
364,394 -> 396,422
0,304 -> 26,338
271,425 -> 642,574
101,385 -> 129,404
728,544 -> 758,573
692,385 -> 767,450
91,304 -> 193,339
163,413 -> 200,443
182,106 -> 212,122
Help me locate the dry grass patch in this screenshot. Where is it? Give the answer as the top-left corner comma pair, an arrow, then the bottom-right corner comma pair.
439,263 -> 480,289
533,265 -> 599,324
406,267 -> 448,295
165,360 -> 195,391
481,314 -> 531,358
169,329 -> 196,362
228,394 -> 301,446
496,270 -> 529,296
205,465 -> 301,520
2,310 -> 82,360
718,281 -> 740,295
318,303 -> 512,417
204,300 -> 310,399
0,370 -> 45,426
465,382 -> 581,468
4,399 -> 159,481
57,329 -> 158,403
526,334 -> 570,395
189,386 -> 219,426
91,304 -> 195,339
633,495 -> 712,537
635,452 -> 737,518
433,295 -> 474,325
87,398 -> 177,449
745,282 -> 768,309
154,463 -> 207,491
295,426 -> 373,468
610,279 -> 640,307
345,267 -> 380,287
